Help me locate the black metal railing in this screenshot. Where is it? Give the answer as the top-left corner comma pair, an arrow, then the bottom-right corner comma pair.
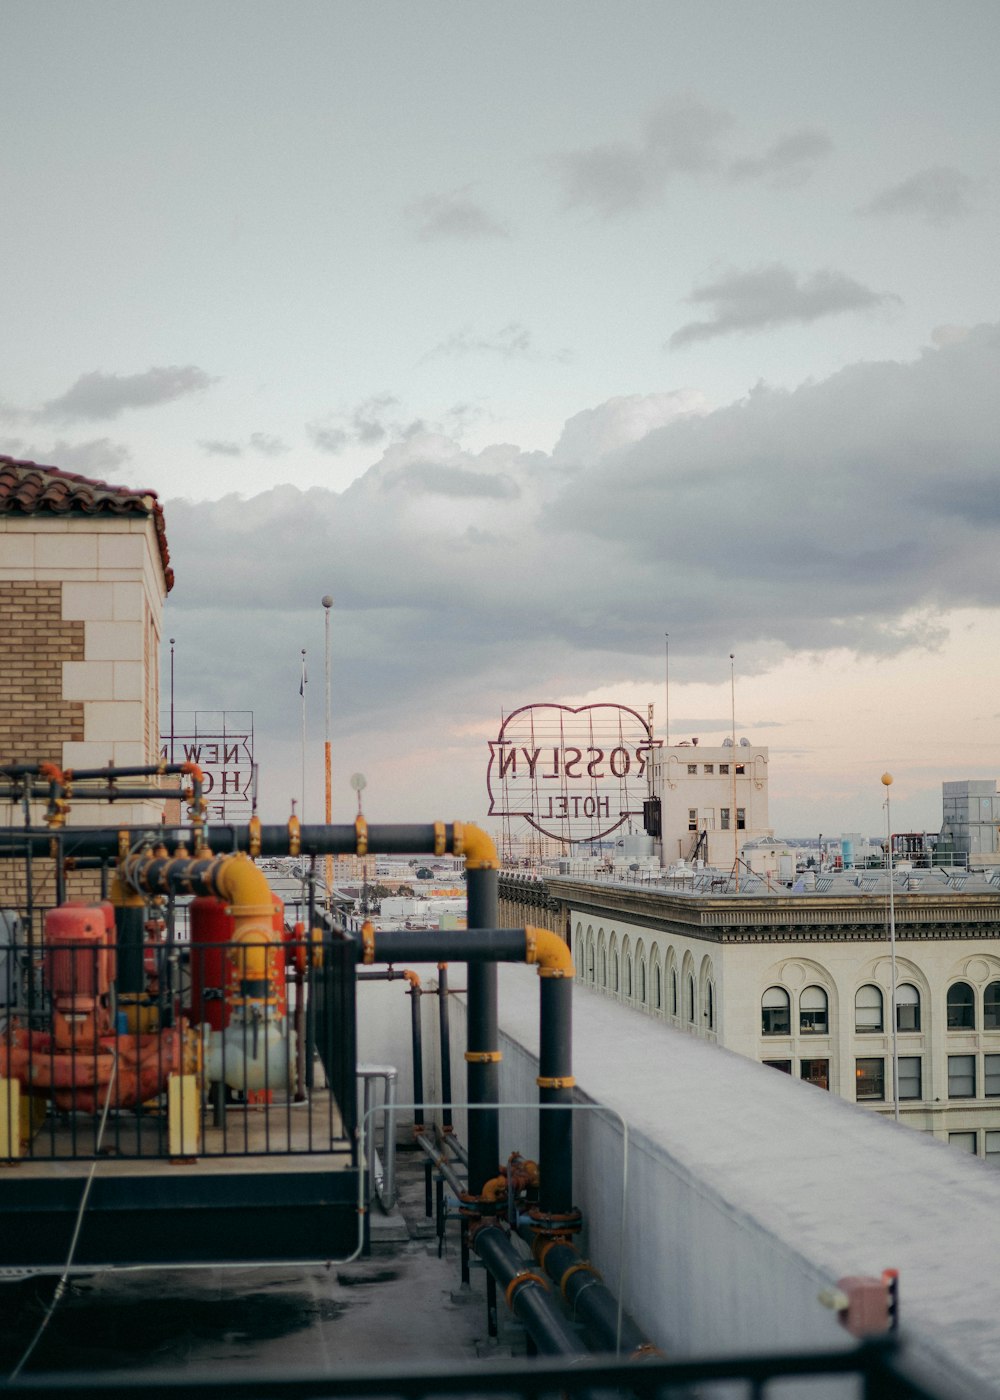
1,930 -> 356,1163
0,1336 -> 958,1399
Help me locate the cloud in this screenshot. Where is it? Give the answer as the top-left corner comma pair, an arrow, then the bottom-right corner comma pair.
161,324 -> 1000,750
36,366 -> 215,423
0,436 -> 131,476
858,165 -> 975,224
200,439 -> 243,457
552,98 -> 829,215
307,423 -> 350,455
668,264 -> 899,347
406,188 -> 510,241
728,128 -> 833,187
424,322 -> 570,364
552,95 -> 733,216
249,432 -> 289,457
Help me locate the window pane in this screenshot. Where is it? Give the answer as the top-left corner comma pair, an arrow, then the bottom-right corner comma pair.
762,986 -> 790,1036
687,976 -> 696,1023
985,983 -> 1000,1030
855,984 -> 883,1032
800,985 -> 828,1034
986,1132 -> 1000,1164
898,1057 -> 922,1100
800,1058 -> 829,1090
948,1054 -> 976,1098
948,982 -> 975,1029
985,1054 -> 1000,1097
763,1059 -> 792,1074
895,984 -> 921,1032
949,1132 -> 977,1154
856,1057 -> 885,1100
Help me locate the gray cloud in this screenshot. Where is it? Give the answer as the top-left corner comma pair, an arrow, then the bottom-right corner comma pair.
307,423 -> 350,455
352,395 -> 399,444
162,325 -> 1000,743
0,435 -> 131,475
383,462 -> 520,500
858,165 -> 976,225
553,99 -> 829,215
406,189 -> 510,241
200,439 -> 243,457
424,322 -> 571,364
668,264 -> 898,347
249,432 -> 289,457
728,128 -> 833,187
37,366 -> 215,423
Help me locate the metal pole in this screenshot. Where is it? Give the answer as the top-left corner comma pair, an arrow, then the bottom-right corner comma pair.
730,653 -> 739,892
883,772 -> 899,1122
664,632 -> 669,746
322,596 -> 333,903
169,638 -> 175,765
300,649 -> 307,823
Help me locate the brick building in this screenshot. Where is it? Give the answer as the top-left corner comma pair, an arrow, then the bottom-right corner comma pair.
0,456 -> 172,860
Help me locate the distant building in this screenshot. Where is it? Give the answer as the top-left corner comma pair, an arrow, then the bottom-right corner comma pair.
647,738 -> 771,867
941,779 -> 1000,865
500,866 -> 1000,1160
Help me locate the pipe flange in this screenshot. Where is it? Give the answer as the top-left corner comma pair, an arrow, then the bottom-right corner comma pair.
464,1050 -> 502,1063
248,815 -> 262,858
528,1207 -> 583,1236
504,1270 -> 549,1310
536,1075 -> 576,1090
559,1260 -> 602,1300
288,815 -> 301,857
355,814 -> 368,856
433,821 -> 447,857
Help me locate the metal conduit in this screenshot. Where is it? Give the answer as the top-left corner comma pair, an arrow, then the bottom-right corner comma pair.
358,1064 -> 398,1211
521,1233 -> 652,1358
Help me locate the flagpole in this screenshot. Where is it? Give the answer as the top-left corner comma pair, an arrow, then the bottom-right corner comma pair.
322,595 -> 333,901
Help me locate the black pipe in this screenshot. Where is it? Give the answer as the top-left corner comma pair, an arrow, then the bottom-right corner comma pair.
437,964 -> 453,1131
466,865 -> 500,1196
538,973 -> 573,1216
409,983 -> 425,1131
371,928 -> 528,965
114,903 -> 147,995
523,1235 -> 650,1358
472,1224 -> 588,1358
413,1129 -> 466,1199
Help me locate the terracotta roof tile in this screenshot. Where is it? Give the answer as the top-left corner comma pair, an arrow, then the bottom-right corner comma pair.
0,455 -> 173,591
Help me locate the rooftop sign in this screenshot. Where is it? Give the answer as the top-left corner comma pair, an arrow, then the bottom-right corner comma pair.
487,703 -> 659,844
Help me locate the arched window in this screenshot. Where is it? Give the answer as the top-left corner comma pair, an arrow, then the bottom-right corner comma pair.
624,955 -> 633,999
637,955 -> 647,1006
598,944 -> 607,989
670,968 -> 678,1017
800,985 -> 828,1034
686,975 -> 696,1024
610,940 -> 620,994
653,961 -> 663,1012
855,984 -> 883,1033
985,982 -> 1000,1030
706,981 -> 715,1030
896,983 -> 920,1032
762,986 -> 791,1036
947,981 -> 975,1030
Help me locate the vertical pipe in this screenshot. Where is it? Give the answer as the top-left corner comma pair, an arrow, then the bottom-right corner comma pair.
538,971 -> 573,1215
410,984 -> 425,1130
437,963 -> 453,1131
322,596 -> 333,905
466,865 -> 500,1194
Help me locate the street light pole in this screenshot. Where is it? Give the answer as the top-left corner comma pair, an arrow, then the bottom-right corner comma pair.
322,595 -> 333,900
882,771 -> 900,1123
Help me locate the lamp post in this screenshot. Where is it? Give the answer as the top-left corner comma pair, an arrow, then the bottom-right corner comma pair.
322,595 -> 333,901
882,771 -> 900,1123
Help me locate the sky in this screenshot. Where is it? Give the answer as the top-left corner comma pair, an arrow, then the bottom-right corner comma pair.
2,0 -> 999,840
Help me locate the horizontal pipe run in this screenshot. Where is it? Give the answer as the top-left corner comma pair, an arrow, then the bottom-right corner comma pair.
473,1224 -> 588,1359
524,1235 -> 650,1358
370,928 -> 529,966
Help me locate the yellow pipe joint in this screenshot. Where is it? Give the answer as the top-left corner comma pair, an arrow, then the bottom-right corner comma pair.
458,822 -> 499,871
525,926 -> 574,976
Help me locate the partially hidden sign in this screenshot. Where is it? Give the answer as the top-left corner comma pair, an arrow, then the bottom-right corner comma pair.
487,703 -> 660,843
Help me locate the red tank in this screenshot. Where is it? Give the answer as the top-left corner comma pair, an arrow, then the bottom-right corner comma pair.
45,904 -> 112,1012
188,896 -> 234,1029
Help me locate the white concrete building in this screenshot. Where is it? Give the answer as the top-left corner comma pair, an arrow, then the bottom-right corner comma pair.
501,867 -> 1000,1161
647,737 -> 771,867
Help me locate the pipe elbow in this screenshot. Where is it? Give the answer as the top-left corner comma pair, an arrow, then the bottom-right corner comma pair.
110,874 -> 145,909
402,969 -> 421,990
481,1174 -> 508,1202
213,852 -> 274,918
456,822 -> 499,871
526,926 -> 574,976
